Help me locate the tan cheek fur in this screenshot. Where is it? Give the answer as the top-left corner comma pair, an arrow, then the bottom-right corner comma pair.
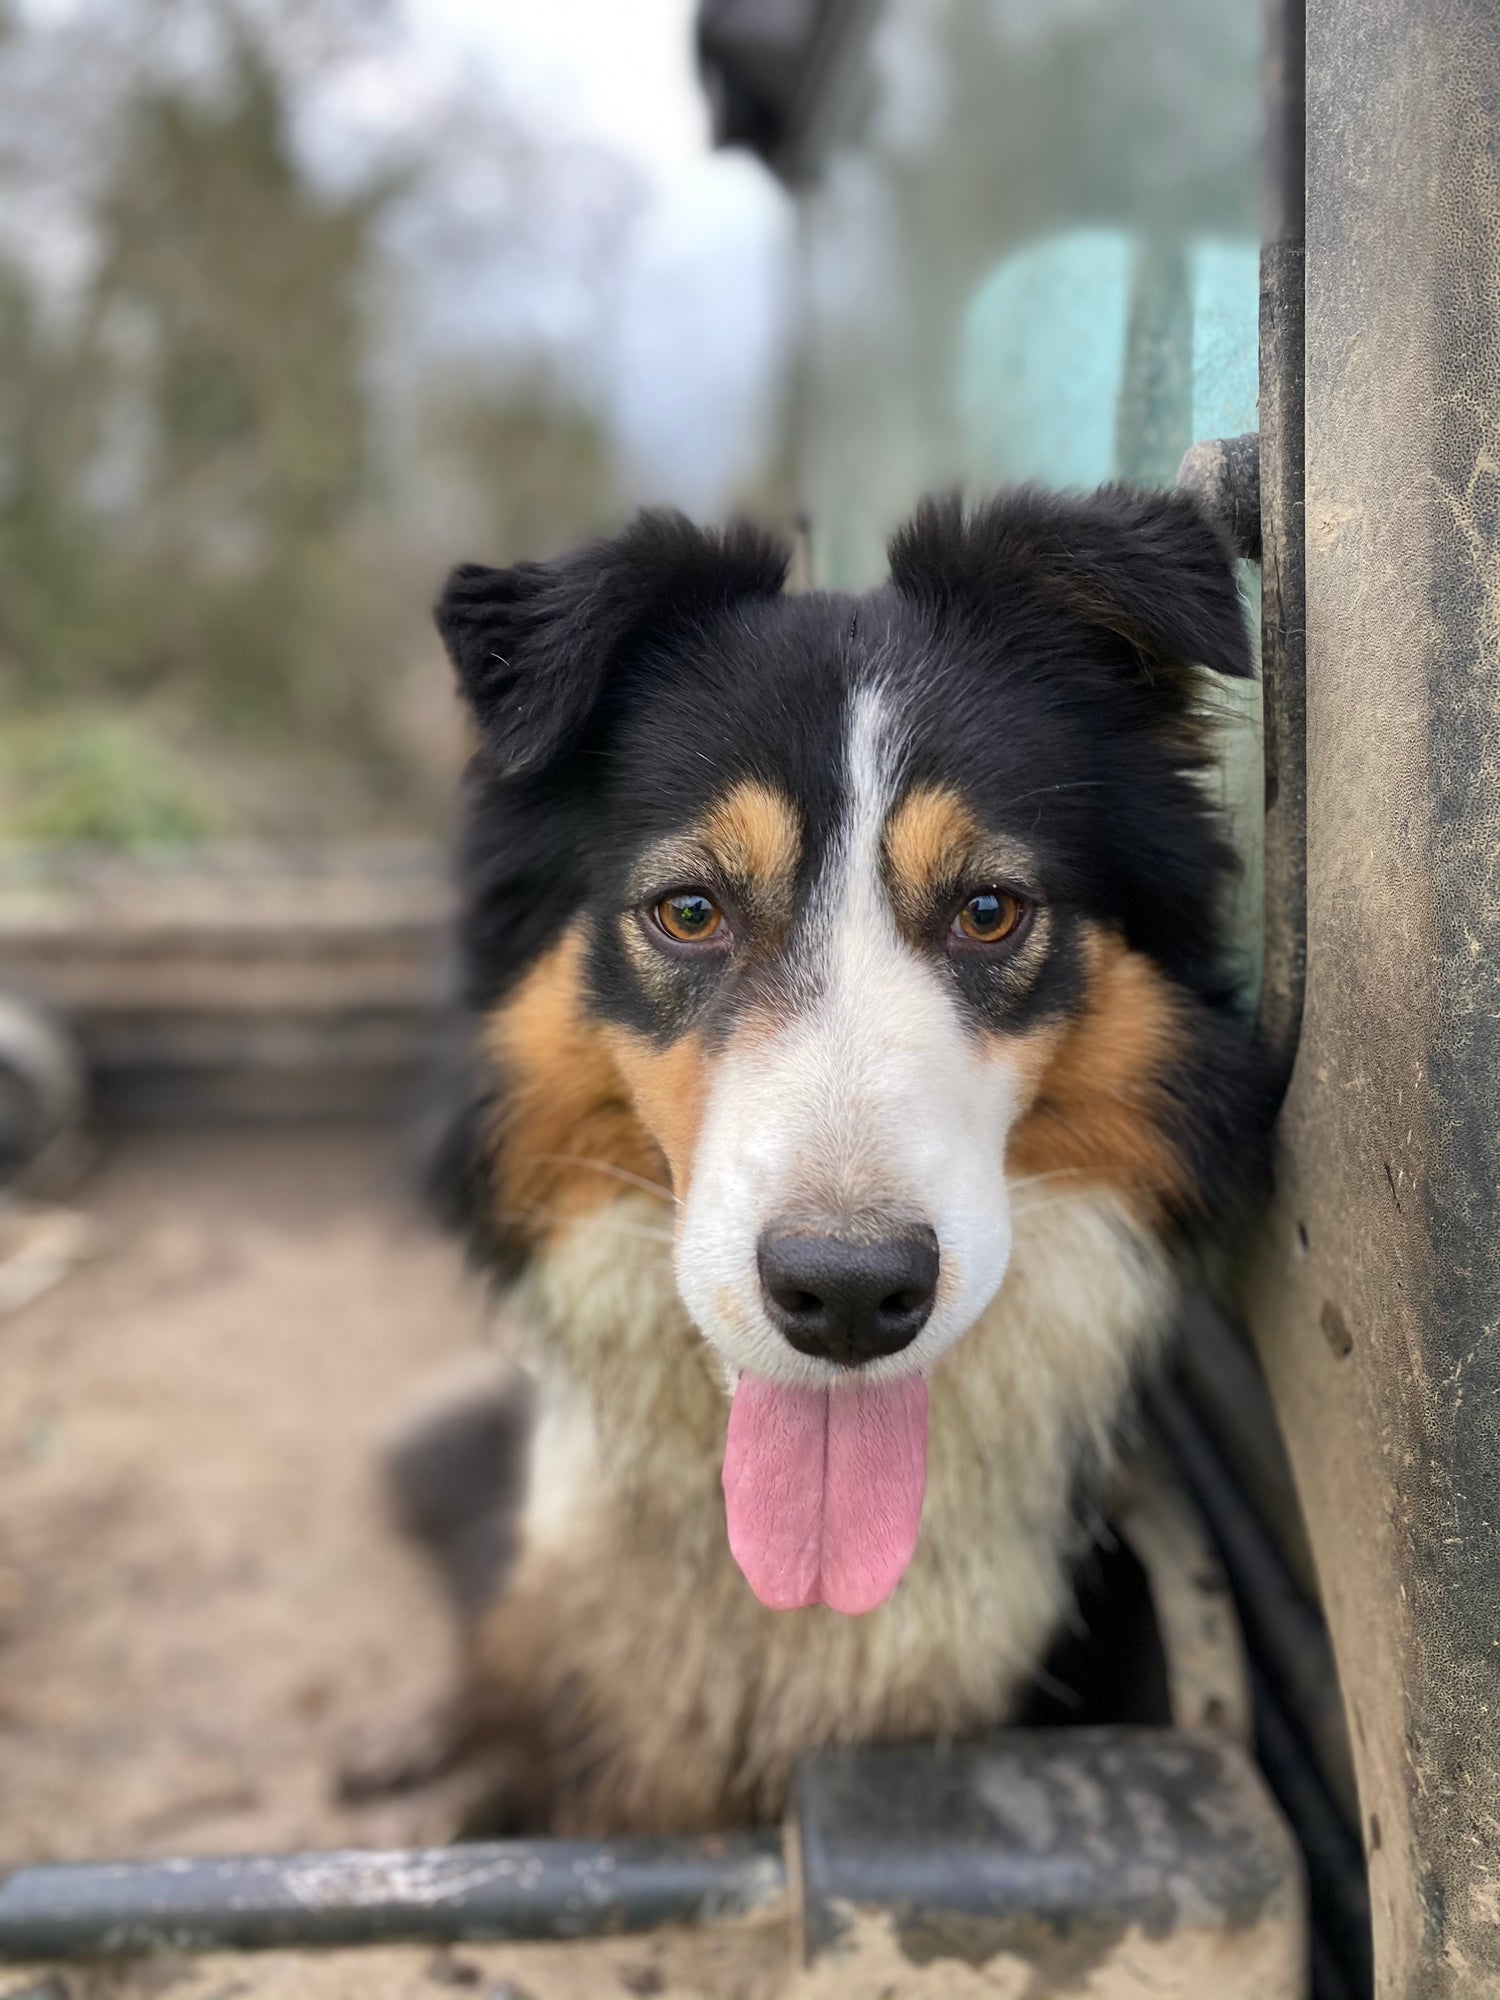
485,783 -> 802,1237
602,1028 -> 709,1193
482,929 -> 671,1241
1008,928 -> 1192,1221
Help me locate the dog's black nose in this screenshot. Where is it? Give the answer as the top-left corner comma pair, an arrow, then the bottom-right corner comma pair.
757,1226 -> 939,1367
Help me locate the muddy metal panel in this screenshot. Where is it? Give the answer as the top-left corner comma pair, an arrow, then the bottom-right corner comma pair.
0,1738 -> 1300,1983
797,1733 -> 1304,1996
1243,0 -> 1500,1989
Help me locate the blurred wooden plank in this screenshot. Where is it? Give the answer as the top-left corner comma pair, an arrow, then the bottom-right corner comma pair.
0,846 -> 455,1123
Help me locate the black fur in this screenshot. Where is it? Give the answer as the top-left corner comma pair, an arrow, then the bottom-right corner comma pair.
437,513 -> 789,780
887,485 -> 1253,691
385,1373 -> 534,1618
886,486 -> 1253,1003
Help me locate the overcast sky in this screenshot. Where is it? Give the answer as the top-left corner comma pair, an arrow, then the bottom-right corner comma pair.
407,0 -> 794,513
11,0 -> 795,517
354,0 -> 797,513
414,0 -> 713,171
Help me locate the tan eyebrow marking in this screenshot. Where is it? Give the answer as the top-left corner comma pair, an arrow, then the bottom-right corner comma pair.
698,780 -> 802,902
883,784 -> 1043,934
883,784 -> 984,915
622,780 -> 804,988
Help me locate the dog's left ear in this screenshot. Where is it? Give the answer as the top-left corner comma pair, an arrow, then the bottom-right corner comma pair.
887,484 -> 1254,692
436,510 -> 790,780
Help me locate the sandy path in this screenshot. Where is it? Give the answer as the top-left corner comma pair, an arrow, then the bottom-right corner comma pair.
0,1129 -> 791,2000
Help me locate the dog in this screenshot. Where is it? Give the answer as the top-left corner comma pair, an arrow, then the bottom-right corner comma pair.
357,485 -> 1269,1839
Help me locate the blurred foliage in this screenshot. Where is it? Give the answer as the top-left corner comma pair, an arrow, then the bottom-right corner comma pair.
435,365 -> 623,563
0,711 -> 217,845
0,0 -> 624,844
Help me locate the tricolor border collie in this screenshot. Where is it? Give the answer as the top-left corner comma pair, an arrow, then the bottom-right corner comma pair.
378,485 -> 1269,1836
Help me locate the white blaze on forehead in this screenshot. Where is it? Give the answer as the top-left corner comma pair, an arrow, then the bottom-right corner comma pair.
675,675 -> 1027,1386
817,678 -> 907,1000
833,679 -> 903,938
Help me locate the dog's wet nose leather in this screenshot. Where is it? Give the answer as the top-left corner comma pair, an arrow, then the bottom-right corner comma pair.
757,1227 -> 938,1366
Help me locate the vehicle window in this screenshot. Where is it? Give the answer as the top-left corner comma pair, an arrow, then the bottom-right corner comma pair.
793,0 -> 1262,982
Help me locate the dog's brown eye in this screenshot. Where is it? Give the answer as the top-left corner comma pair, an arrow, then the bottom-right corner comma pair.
954,890 -> 1027,944
654,892 -> 724,944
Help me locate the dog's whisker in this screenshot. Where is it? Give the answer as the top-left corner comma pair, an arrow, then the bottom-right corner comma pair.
1011,1194 -> 1107,1221
1001,778 -> 1109,809
496,1206 -> 678,1246
528,1155 -> 678,1204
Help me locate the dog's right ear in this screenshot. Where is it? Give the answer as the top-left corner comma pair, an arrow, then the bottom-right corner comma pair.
435,510 -> 790,780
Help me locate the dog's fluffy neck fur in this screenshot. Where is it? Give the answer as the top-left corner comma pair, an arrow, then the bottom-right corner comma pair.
468,1180 -> 1173,1831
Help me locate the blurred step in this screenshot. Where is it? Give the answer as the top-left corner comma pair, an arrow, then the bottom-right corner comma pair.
0,845 -> 454,1125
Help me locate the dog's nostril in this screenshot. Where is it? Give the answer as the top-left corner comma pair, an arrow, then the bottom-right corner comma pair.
757,1226 -> 939,1367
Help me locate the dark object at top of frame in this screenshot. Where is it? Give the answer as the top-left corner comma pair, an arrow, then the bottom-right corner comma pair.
696,0 -> 863,177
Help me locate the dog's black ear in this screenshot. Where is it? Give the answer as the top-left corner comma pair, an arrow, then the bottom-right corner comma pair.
436,510 -> 790,779
888,485 -> 1253,690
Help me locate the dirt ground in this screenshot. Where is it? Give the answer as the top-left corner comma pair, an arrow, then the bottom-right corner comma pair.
0,1129 -> 791,2000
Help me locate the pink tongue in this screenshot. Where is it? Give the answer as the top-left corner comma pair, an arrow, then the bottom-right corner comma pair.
722,1374 -> 928,1616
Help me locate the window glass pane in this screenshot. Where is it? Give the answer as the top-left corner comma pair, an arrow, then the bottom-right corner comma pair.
794,0 -> 1262,985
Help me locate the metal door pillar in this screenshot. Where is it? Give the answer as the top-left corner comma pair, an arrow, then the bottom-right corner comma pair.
1244,2 -> 1500,1988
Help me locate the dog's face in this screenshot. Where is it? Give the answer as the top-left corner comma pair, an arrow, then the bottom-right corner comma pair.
436,491 -> 1259,1606
604,680 -> 1034,1391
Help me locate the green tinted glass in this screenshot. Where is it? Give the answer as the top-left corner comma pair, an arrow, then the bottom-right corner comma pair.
793,0 -> 1262,987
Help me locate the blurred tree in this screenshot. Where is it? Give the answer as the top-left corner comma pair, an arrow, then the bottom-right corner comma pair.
0,0 -> 633,844
434,365 -> 622,565
103,28 -> 374,544
0,21 -> 394,737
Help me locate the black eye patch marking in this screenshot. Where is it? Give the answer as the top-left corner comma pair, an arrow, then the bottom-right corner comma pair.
592,783 -> 807,1043
879,782 -> 1082,1031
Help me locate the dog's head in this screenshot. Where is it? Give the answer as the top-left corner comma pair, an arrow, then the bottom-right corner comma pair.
437,489 -> 1258,1612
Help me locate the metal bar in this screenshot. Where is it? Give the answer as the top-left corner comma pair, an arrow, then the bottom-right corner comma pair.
0,1835 -> 788,1961
1250,1663 -> 1372,2000
1153,1374 -> 1370,1992
1176,432 -> 1262,562
1175,1294 -> 1318,1598
1148,1378 -> 1356,1827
